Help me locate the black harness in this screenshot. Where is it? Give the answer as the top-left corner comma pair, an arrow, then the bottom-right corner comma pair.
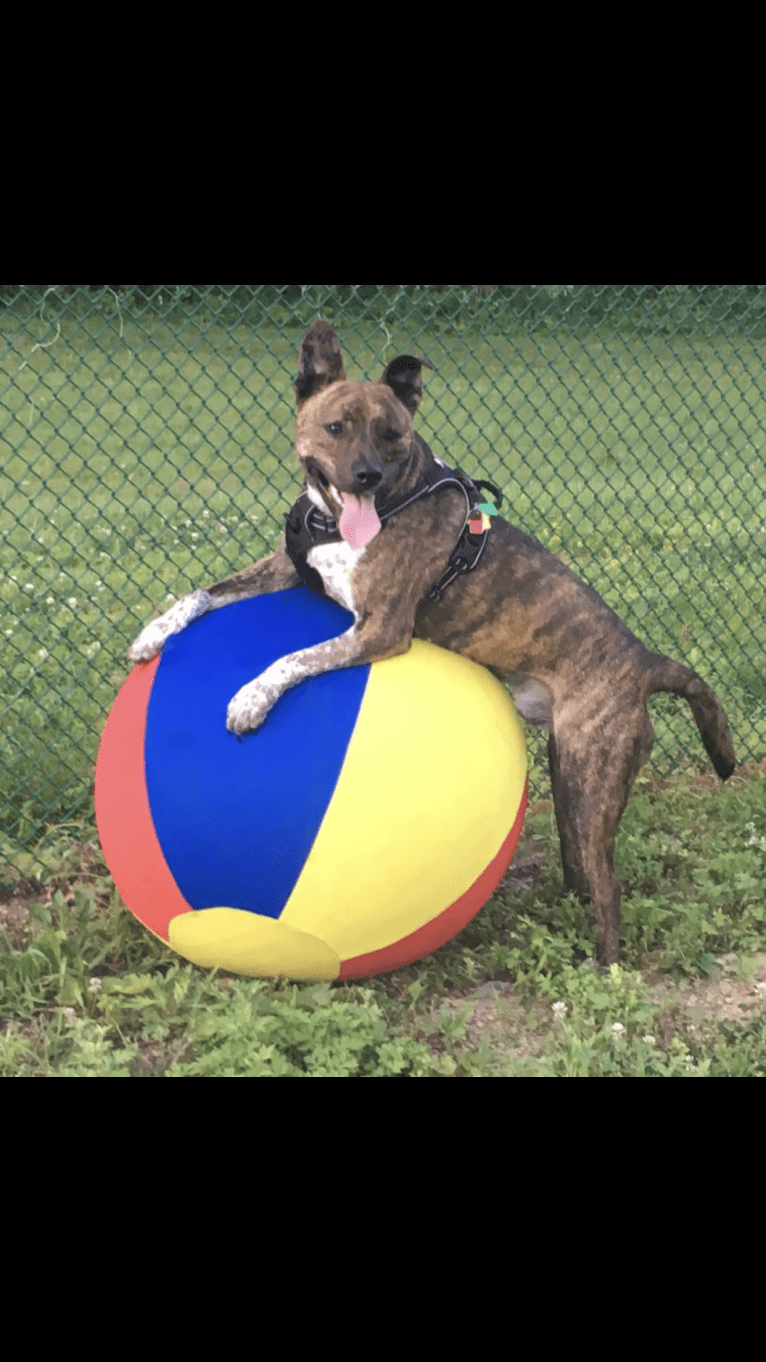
284,456 -> 502,602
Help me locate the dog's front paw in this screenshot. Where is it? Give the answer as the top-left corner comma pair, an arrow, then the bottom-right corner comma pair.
128,591 -> 212,665
128,620 -> 168,663
226,680 -> 277,736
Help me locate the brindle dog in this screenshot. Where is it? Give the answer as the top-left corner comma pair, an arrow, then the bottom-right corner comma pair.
129,319 -> 737,965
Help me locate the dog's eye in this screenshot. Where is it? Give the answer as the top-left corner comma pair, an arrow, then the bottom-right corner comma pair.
382,427 -> 400,442
325,421 -> 344,437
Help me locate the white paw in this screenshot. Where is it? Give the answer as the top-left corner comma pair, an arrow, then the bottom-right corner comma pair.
128,591 -> 211,664
128,620 -> 169,663
227,679 -> 276,736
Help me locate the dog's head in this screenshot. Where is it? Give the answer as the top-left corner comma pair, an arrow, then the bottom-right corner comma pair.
293,319 -> 431,550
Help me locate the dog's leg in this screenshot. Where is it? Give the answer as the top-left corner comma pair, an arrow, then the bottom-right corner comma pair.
128,543 -> 299,663
129,589 -> 220,662
226,616 -> 411,735
548,733 -> 590,899
549,709 -> 655,965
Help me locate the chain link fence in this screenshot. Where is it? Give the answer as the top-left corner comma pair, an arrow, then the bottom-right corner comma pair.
2,284 -> 765,883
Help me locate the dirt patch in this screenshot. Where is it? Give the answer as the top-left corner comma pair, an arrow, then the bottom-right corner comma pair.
441,954 -> 766,1062
498,849 -> 543,894
646,952 -> 766,1027
0,895 -> 37,949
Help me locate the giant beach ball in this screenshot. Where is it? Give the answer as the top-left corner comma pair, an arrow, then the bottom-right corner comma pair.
95,589 -> 527,980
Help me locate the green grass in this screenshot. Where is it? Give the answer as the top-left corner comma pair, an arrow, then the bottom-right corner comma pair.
2,767 -> 765,1076
1,287 -> 765,863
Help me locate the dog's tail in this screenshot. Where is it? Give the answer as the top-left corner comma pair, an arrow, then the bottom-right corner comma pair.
649,656 -> 737,780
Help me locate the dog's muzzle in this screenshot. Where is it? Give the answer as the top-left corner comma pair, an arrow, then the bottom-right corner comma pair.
351,458 -> 383,492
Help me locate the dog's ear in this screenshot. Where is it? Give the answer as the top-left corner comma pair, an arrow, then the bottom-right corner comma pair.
294,319 -> 346,405
381,354 -> 432,414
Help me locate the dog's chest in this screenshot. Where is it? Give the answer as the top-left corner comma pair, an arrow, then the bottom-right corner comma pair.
306,542 -> 364,615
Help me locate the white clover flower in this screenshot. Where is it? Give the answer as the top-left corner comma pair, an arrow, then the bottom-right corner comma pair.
552,1001 -> 567,1016
642,1035 -> 656,1046
88,977 -> 102,994
38,649 -> 48,659
67,597 -> 77,607
612,1022 -> 625,1034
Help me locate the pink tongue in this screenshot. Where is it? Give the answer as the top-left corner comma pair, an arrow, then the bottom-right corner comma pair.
338,494 -> 382,550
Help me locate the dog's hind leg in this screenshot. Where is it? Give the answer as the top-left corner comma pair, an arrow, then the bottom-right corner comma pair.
548,708 -> 655,965
548,733 -> 590,900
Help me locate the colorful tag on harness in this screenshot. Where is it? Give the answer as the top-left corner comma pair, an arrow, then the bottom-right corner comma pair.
468,501 -> 497,535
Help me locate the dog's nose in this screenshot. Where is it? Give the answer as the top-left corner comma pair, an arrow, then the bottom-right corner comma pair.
352,459 -> 383,491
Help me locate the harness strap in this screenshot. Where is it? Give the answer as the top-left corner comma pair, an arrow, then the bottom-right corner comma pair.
284,457 -> 502,601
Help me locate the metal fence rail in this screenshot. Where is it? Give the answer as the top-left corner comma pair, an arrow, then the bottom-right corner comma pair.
2,284 -> 764,882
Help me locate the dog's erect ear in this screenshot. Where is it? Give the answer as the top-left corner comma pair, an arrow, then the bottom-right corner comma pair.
294,319 -> 346,405
380,354 -> 433,414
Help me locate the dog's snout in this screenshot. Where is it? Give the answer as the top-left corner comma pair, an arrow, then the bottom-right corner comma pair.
352,458 -> 383,491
